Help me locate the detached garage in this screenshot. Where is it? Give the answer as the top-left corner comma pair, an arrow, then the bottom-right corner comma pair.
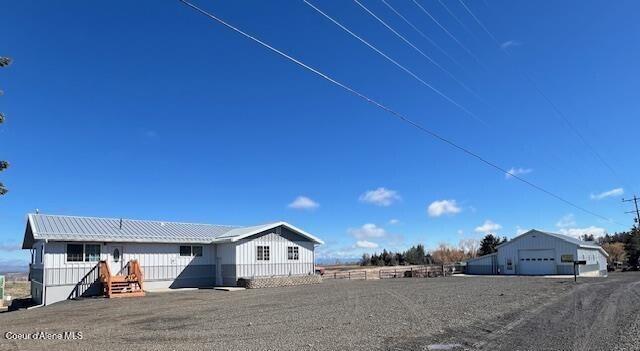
466,229 -> 608,277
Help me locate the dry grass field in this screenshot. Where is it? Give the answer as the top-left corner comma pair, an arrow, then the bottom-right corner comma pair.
4,282 -> 30,300
321,264 -> 434,279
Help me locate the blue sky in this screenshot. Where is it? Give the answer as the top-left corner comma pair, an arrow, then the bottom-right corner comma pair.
1,1 -> 639,265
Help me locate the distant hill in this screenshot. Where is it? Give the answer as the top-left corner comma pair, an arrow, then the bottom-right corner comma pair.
315,257 -> 360,266
0,259 -> 28,275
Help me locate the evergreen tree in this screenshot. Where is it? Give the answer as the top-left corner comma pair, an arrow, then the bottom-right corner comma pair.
478,234 -> 503,256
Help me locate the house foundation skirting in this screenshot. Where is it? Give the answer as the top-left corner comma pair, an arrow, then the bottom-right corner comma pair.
237,275 -> 322,289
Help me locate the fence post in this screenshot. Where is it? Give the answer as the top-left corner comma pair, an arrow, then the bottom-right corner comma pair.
379,269 -> 381,279
394,268 -> 397,278
442,264 -> 445,277
349,271 -> 351,280
334,272 -> 336,279
365,270 -> 367,280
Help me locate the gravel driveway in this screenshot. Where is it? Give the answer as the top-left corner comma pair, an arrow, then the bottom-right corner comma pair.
1,273 -> 635,350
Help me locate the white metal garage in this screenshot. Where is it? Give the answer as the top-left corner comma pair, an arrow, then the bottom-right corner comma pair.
465,229 -> 608,277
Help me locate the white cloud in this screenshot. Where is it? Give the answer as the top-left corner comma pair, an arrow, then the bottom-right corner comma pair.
590,188 -> 624,200
559,226 -> 607,239
388,219 -> 400,225
287,196 -> 319,210
505,167 -> 533,179
359,187 -> 400,207
515,226 -> 527,235
427,199 -> 462,217
355,240 -> 379,249
457,229 -> 464,236
475,220 -> 502,234
556,214 -> 576,228
500,40 -> 522,50
348,223 -> 387,239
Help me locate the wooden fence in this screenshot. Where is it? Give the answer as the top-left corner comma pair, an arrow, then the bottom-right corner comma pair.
323,264 -> 464,281
324,270 -> 368,280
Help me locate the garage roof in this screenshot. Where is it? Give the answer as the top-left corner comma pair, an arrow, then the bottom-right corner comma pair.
22,214 -> 324,248
498,229 -> 609,257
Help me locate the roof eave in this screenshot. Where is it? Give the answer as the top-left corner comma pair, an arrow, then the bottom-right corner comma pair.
225,221 -> 324,244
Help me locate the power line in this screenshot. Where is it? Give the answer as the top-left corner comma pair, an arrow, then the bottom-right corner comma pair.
436,0 -> 480,43
380,0 -> 465,72
177,0 -> 623,227
303,0 -> 485,124
457,0 -> 636,195
351,0 -> 487,106
412,0 -> 485,69
457,0 -> 500,45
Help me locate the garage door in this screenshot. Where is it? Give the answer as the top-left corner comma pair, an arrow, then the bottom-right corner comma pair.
518,249 -> 556,275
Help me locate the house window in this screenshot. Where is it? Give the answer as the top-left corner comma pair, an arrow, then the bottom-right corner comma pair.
67,244 -> 84,262
257,246 -> 270,261
192,246 -> 203,257
287,246 -> 299,260
67,243 -> 101,262
85,244 -> 101,262
180,246 -> 192,257
180,245 -> 202,257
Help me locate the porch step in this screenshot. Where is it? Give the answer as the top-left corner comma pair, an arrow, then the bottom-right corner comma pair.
109,291 -> 145,298
99,260 -> 145,299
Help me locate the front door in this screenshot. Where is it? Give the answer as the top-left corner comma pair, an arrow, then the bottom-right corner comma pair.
106,245 -> 124,275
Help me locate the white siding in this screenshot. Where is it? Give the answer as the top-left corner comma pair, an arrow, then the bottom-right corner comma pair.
577,247 -> 608,276
43,241 -> 216,285
235,227 -> 315,278
498,232 -> 577,275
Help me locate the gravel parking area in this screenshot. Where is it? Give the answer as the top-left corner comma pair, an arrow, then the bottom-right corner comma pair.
0,275 -> 592,350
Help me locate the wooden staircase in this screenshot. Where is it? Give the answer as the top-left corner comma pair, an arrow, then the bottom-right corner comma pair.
98,260 -> 145,298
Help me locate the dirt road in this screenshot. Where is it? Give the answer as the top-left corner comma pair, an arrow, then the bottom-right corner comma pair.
422,272 -> 640,350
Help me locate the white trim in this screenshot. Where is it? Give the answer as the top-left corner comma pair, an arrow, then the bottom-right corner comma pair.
215,222 -> 324,244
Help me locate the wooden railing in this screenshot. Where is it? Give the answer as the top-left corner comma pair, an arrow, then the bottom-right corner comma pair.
98,260 -> 144,298
98,261 -> 112,297
128,260 -> 144,291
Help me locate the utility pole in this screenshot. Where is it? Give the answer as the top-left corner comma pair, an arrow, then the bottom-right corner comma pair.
622,195 -> 640,230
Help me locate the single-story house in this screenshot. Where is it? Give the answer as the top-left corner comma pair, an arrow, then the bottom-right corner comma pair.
23,214 -> 324,305
465,229 -> 608,276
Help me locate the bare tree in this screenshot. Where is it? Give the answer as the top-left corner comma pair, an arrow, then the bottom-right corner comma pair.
459,238 -> 480,258
431,243 -> 467,264
601,242 -> 626,265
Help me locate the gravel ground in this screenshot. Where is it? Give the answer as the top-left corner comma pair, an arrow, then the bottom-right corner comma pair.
0,274 -> 632,351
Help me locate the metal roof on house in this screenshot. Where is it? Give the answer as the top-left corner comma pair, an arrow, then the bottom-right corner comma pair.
22,214 -> 324,248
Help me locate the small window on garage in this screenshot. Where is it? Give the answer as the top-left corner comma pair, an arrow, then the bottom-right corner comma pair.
550,258 -> 555,261
520,258 -> 524,261
537,258 -> 542,261
179,245 -> 192,257
526,258 -> 530,261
